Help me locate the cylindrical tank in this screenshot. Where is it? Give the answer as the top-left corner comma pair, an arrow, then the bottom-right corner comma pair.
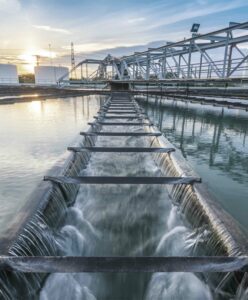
0,64 -> 19,85
34,66 -> 69,85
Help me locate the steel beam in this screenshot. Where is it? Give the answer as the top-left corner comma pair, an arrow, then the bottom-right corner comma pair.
1,256 -> 248,273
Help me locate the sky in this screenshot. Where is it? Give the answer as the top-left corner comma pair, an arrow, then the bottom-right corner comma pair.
0,0 -> 248,73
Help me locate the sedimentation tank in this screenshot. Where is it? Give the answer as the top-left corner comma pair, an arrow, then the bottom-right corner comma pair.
0,90 -> 247,299
35,66 -> 69,85
0,64 -> 19,85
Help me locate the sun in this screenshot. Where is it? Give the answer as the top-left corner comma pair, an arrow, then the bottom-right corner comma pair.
19,48 -> 57,73
19,51 -> 37,73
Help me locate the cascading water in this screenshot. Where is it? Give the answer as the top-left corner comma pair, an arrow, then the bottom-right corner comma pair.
39,123 -> 213,300
0,139 -> 93,299
1,95 -> 247,299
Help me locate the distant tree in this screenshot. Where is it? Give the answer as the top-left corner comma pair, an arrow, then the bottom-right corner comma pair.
19,73 -> 35,84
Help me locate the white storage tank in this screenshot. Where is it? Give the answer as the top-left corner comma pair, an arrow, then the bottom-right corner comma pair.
0,64 -> 19,85
35,66 -> 69,85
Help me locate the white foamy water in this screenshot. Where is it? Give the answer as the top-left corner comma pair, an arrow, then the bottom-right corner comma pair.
40,122 -> 212,300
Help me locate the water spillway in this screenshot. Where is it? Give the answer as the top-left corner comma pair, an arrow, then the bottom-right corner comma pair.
136,95 -> 248,229
0,92 -> 248,299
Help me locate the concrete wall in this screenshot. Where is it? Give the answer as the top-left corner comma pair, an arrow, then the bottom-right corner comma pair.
35,66 -> 69,85
0,64 -> 19,85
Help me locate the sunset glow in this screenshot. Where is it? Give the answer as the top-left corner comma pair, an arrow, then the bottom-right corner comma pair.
18,49 -> 57,73
0,0 -> 247,75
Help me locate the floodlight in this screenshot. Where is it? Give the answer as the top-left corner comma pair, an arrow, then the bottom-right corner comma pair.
191,23 -> 200,33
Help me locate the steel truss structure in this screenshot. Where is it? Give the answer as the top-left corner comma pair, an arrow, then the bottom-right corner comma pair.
59,21 -> 248,84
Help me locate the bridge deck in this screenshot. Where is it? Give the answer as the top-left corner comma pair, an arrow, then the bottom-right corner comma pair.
52,95 -> 199,186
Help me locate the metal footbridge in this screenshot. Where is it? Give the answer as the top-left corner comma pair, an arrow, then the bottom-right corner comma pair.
45,94 -> 200,186
58,21 -> 248,87
0,92 -> 248,274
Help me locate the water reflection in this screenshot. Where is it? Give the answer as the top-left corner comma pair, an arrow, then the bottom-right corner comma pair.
142,96 -> 248,230
0,95 -> 105,238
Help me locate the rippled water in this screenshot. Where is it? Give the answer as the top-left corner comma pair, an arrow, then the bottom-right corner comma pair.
141,96 -> 248,231
0,95 -> 103,237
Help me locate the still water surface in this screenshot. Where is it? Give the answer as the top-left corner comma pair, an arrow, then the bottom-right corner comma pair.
0,95 -> 102,237
141,96 -> 248,231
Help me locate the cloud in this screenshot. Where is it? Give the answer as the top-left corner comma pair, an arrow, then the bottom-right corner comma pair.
127,17 -> 146,24
33,25 -> 71,35
62,41 -> 139,54
66,0 -> 248,52
142,0 -> 248,31
239,43 -> 248,51
0,0 -> 21,12
60,40 -> 168,62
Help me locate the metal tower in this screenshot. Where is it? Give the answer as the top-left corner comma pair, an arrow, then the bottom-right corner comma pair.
36,55 -> 41,67
71,42 -> 76,79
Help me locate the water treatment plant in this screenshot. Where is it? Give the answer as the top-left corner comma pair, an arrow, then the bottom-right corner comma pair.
0,4 -> 248,299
